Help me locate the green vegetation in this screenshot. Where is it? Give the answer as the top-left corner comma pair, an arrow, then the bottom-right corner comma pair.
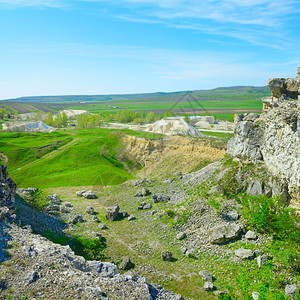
0,128 -> 163,188
43,230 -> 106,261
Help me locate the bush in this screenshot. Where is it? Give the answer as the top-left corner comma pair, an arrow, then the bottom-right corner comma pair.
240,194 -> 300,242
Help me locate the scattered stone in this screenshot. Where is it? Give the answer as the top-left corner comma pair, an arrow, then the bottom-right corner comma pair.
69,214 -> 84,224
137,203 -> 152,210
76,190 -> 86,197
199,270 -> 212,282
88,261 -> 118,277
128,215 -> 136,221
185,249 -> 197,258
235,248 -> 255,260
134,192 -> 143,197
47,194 -> 60,204
285,284 -> 297,300
257,255 -> 271,267
210,223 -> 244,244
176,232 -> 186,240
106,205 -> 120,221
204,281 -> 214,291
99,223 -> 107,229
247,181 -> 264,196
0,206 -> 10,220
92,216 -> 99,222
221,210 -> 239,221
45,204 -> 60,212
82,190 -> 97,199
25,270 -> 38,284
161,251 -> 173,261
151,210 -> 158,216
60,206 -> 69,213
213,290 -> 227,297
119,256 -> 134,270
141,188 -> 151,196
252,292 -> 259,300
86,206 -> 94,215
163,178 -> 174,183
119,212 -> 129,218
93,232 -> 102,239
245,230 -> 257,240
64,202 -> 72,207
143,203 -> 152,210
152,194 -> 170,203
173,172 -> 182,176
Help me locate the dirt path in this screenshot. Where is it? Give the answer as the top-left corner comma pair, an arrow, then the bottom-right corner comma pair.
16,138 -> 79,171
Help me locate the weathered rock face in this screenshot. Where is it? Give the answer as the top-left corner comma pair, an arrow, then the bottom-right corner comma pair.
0,164 -> 16,211
227,69 -> 300,204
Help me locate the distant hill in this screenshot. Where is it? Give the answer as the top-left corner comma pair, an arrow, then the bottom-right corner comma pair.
2,86 -> 270,103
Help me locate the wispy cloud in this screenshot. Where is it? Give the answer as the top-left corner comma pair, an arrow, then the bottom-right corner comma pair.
0,0 -> 64,8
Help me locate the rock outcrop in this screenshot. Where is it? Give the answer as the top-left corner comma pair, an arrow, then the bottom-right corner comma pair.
0,164 -> 16,212
227,69 -> 300,204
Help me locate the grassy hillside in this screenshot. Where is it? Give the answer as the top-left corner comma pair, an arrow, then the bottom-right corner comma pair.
0,128 -> 163,188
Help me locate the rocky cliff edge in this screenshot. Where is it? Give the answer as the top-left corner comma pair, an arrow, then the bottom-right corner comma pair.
227,68 -> 300,204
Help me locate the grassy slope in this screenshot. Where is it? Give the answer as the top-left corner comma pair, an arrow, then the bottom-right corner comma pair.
0,128 -> 163,188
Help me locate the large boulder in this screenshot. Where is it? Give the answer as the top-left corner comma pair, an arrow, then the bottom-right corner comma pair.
0,164 -> 16,211
106,205 -> 120,221
210,223 -> 243,244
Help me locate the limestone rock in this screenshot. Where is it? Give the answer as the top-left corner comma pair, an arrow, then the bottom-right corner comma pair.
245,230 -> 257,240
235,248 -> 255,260
0,164 -> 16,211
204,281 -> 214,291
257,255 -> 271,267
227,69 -> 300,203
161,251 -> 173,261
247,181 -> 264,196
210,223 -> 243,244
47,194 -> 60,204
69,214 -> 84,224
152,194 -> 170,203
199,270 -> 212,282
252,292 -> 259,300
82,190 -> 97,199
106,205 -> 120,221
176,232 -> 186,240
86,206 -> 94,215
128,215 -> 136,221
99,223 -> 107,229
119,256 -> 134,270
285,284 -> 297,300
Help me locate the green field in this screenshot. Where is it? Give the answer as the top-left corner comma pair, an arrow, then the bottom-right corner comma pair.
0,128 -> 163,188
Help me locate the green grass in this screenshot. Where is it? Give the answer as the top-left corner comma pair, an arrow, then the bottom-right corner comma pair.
0,128 -> 164,188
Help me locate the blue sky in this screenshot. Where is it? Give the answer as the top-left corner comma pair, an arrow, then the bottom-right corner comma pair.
0,0 -> 299,99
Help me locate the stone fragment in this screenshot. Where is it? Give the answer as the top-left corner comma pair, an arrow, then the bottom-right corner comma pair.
222,210 -> 239,221
252,292 -> 259,300
76,190 -> 86,197
105,205 -> 120,221
161,251 -> 173,261
60,206 -> 69,213
119,212 -> 129,218
257,255 -> 271,267
176,232 -> 186,240
119,256 -> 134,270
143,203 -> 152,210
199,270 -> 212,282
64,202 -> 72,207
88,261 -> 118,277
235,248 -> 255,260
207,185 -> 224,196
86,206 -> 94,215
82,190 -> 97,199
69,214 -> 84,224
285,284 -> 297,300
245,230 -> 257,240
99,223 -> 107,229
25,270 -> 38,284
247,181 -> 264,196
47,194 -> 60,204
204,281 -> 214,291
92,216 -> 99,222
141,188 -> 151,196
210,223 -> 243,244
128,215 -> 136,221
213,290 -> 227,297
152,194 -> 170,203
